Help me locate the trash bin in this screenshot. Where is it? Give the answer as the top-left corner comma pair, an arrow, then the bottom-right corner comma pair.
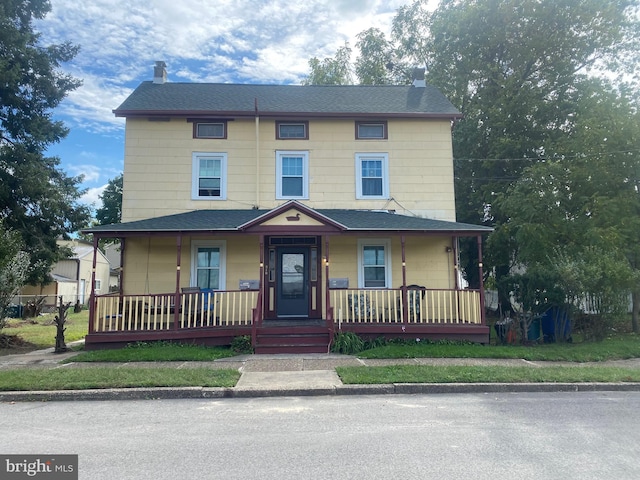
541,307 -> 571,342
527,316 -> 541,342
7,304 -> 23,318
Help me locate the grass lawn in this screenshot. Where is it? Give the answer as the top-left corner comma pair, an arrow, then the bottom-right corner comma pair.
66,342 -> 238,362
336,364 -> 640,385
1,310 -> 88,353
358,335 -> 640,362
0,367 -> 240,391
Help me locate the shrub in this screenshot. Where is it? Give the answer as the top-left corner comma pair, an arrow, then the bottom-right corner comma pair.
231,335 -> 253,354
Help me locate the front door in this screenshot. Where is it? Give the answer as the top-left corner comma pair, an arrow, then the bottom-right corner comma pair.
276,247 -> 309,317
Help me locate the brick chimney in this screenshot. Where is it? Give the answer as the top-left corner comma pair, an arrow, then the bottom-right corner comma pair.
412,67 -> 425,88
153,61 -> 167,84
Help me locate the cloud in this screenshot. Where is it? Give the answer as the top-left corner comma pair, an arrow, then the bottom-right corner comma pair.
80,184 -> 107,208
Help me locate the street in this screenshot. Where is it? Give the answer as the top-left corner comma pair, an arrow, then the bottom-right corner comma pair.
1,392 -> 639,479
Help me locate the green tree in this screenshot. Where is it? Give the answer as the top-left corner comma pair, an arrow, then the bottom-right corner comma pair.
410,0 -> 639,308
496,79 -> 640,331
0,222 -> 30,329
0,0 -> 90,285
303,43 -> 353,85
95,174 -> 123,225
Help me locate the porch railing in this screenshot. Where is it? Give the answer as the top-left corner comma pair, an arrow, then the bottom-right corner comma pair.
93,291 -> 258,333
330,288 -> 482,325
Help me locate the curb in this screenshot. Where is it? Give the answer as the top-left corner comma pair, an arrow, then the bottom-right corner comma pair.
2,382 -> 640,402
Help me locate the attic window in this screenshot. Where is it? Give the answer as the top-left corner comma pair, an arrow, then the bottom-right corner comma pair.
277,121 -> 308,139
356,121 -> 387,140
193,121 -> 227,139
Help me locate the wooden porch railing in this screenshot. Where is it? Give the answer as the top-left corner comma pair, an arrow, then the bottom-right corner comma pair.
330,288 -> 482,325
93,291 -> 258,332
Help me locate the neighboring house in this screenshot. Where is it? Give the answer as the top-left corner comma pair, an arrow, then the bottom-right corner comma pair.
84,62 -> 492,352
20,240 -> 110,309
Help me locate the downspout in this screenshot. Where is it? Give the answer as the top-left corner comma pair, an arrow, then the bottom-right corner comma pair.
255,98 -> 260,208
477,235 -> 486,325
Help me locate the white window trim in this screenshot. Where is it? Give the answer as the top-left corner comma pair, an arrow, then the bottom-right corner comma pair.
355,153 -> 389,199
192,152 -> 227,200
276,150 -> 309,199
357,238 -> 392,289
190,240 -> 227,290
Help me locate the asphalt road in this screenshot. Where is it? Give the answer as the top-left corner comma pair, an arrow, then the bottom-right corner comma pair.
2,392 -> 639,480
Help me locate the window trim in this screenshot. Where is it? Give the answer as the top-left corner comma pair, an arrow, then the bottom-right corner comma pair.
355,153 -> 389,199
94,279 -> 102,292
191,120 -> 227,139
190,240 -> 227,290
276,121 -> 309,140
191,152 -> 227,200
276,150 -> 309,200
357,239 -> 392,289
355,121 -> 388,140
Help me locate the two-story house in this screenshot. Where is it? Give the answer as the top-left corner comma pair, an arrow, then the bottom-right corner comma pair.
84,62 -> 491,352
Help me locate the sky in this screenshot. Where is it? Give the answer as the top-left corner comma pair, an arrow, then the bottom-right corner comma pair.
34,0 -> 437,211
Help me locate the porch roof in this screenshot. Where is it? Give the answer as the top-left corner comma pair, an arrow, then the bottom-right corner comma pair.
84,207 -> 492,237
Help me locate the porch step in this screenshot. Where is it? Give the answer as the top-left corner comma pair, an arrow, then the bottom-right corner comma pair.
254,324 -> 331,354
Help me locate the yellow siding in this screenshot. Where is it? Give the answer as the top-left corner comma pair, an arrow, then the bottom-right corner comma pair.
122,117 -> 456,222
121,235 -> 455,296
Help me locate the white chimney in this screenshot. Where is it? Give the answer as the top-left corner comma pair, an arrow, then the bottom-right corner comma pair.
153,61 -> 167,84
412,67 -> 425,88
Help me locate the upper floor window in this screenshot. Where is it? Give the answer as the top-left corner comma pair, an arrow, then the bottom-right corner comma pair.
355,153 -> 389,199
277,121 -> 308,139
192,121 -> 227,139
356,121 -> 387,140
276,150 -> 309,199
192,152 -> 227,200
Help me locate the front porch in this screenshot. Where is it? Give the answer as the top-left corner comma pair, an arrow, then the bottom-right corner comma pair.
86,286 -> 489,352
84,201 -> 492,352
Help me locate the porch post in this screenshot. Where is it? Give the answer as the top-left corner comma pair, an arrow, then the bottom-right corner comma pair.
174,234 -> 182,329
401,235 -> 408,324
324,236 -> 333,332
477,235 -> 486,325
88,236 -> 99,334
119,237 -> 126,296
452,236 -> 459,290
252,235 -> 265,348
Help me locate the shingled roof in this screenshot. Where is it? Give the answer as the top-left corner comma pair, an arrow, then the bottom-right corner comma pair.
113,82 -> 462,119
85,208 -> 491,237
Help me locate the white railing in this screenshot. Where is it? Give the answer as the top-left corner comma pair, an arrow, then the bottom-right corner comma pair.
330,288 -> 482,325
93,291 -> 258,332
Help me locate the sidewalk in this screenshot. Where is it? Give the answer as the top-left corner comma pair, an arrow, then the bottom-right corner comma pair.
1,347 -> 640,402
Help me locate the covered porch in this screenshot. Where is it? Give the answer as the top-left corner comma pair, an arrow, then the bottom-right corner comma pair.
84,201 -> 492,352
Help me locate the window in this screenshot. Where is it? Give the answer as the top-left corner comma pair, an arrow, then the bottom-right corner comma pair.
191,241 -> 226,290
276,151 -> 309,199
94,279 -> 102,292
192,153 -> 227,200
193,121 -> 226,139
358,239 -> 391,288
356,121 -> 387,139
277,121 -> 308,139
355,153 -> 389,199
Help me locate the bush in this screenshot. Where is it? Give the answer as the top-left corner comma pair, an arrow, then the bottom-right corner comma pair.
231,335 -> 253,354
331,331 -> 365,354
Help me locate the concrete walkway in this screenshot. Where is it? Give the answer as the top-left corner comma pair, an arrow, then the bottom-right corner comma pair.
1,347 -> 640,402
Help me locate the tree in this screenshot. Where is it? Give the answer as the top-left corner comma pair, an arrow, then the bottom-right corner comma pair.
496,78 -> 640,331
355,28 -> 407,85
410,0 -> 639,310
95,174 -> 123,225
0,0 -> 90,285
303,43 -> 353,85
0,222 -> 30,330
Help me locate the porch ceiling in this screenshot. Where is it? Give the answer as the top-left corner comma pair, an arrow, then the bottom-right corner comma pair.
83,202 -> 492,238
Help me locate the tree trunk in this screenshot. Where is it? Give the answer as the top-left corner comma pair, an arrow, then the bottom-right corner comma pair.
54,296 -> 71,353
